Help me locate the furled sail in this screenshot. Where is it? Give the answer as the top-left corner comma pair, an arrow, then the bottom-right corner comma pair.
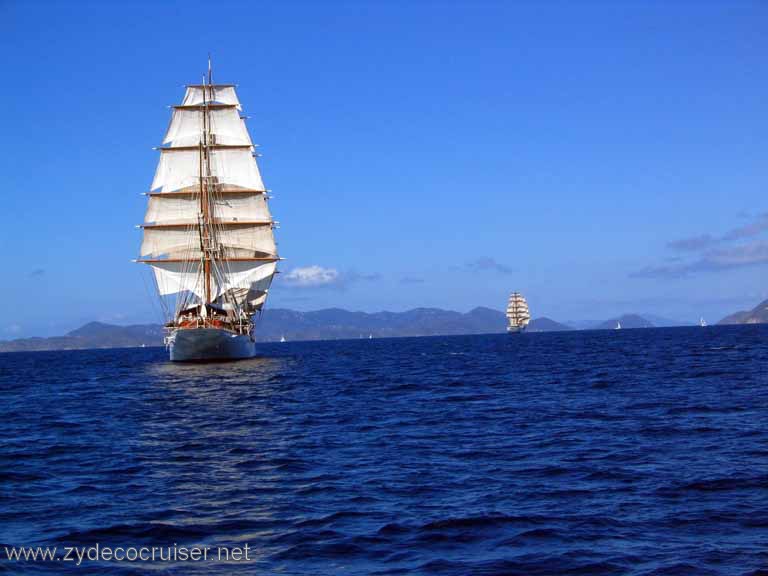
139,81 -> 278,320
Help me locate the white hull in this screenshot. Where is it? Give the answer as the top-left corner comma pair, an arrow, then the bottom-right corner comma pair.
507,326 -> 526,334
168,328 -> 256,362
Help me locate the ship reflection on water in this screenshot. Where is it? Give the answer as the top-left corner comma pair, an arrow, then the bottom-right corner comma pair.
134,354 -> 298,570
147,355 -> 290,390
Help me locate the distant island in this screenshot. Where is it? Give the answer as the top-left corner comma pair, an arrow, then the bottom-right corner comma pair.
1,302 -> 764,353
0,307 -> 567,352
717,298 -> 768,325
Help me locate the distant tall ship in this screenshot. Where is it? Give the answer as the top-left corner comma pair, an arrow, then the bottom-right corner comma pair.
506,292 -> 531,333
136,61 -> 279,361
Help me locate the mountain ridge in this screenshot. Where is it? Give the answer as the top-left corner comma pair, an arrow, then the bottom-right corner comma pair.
0,308 -> 681,353
717,299 -> 768,325
595,314 -> 655,330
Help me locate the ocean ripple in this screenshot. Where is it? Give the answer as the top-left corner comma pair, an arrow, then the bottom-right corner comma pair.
0,326 -> 767,574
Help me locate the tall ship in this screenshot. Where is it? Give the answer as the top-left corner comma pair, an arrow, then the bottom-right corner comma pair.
136,62 -> 279,361
506,292 -> 531,333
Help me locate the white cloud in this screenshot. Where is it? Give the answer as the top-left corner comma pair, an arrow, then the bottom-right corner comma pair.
282,265 -> 340,287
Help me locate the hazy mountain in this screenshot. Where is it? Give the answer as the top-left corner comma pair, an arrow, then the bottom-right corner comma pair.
6,308 -> 725,353
7,307 -> 726,353
564,319 -> 600,330
0,322 -> 164,352
255,307 -> 504,341
595,314 -> 655,330
569,314 -> 662,330
718,299 -> 768,325
0,308 -> 585,352
640,314 -> 692,327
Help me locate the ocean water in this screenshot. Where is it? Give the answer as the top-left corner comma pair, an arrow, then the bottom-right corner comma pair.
1,326 -> 767,575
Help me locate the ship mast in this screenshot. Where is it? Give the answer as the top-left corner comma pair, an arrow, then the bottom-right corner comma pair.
199,57 -> 214,309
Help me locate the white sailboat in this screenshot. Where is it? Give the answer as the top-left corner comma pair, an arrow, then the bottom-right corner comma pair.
506,292 -> 531,333
280,335 -> 286,343
615,321 -> 622,330
137,60 -> 279,361
700,317 -> 707,327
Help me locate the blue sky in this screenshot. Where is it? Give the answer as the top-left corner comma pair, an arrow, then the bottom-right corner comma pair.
1,0 -> 766,337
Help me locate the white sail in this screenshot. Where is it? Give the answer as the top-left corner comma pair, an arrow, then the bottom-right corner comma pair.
151,260 -> 275,304
163,107 -> 251,147
141,227 -> 199,259
215,260 -> 276,293
150,149 -> 200,193
209,147 -> 265,190
140,224 -> 275,260
215,283 -> 270,312
151,147 -> 264,193
181,85 -> 242,109
151,261 -> 205,297
216,224 -> 276,256
144,193 -> 270,225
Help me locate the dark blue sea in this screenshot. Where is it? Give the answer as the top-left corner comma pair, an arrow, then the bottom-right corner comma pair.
1,326 -> 767,575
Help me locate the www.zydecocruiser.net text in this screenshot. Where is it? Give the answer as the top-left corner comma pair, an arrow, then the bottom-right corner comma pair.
4,543 -> 252,565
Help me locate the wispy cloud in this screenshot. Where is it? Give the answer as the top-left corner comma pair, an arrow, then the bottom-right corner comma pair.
633,241 -> 768,278
276,295 -> 314,302
98,312 -> 129,323
400,276 -> 425,284
280,266 -> 380,290
5,324 -> 22,335
667,212 -> 768,252
29,268 -> 45,278
348,272 -> 381,283
667,234 -> 717,252
466,257 -> 513,275
722,212 -> 768,242
635,212 -> 768,279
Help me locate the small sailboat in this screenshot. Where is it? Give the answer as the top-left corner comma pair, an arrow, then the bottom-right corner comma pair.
615,321 -> 622,330
506,292 -> 531,333
368,334 -> 373,339
280,335 -> 286,343
699,317 -> 707,327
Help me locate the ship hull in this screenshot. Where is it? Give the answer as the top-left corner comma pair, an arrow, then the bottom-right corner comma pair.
168,328 -> 256,362
507,326 -> 526,334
